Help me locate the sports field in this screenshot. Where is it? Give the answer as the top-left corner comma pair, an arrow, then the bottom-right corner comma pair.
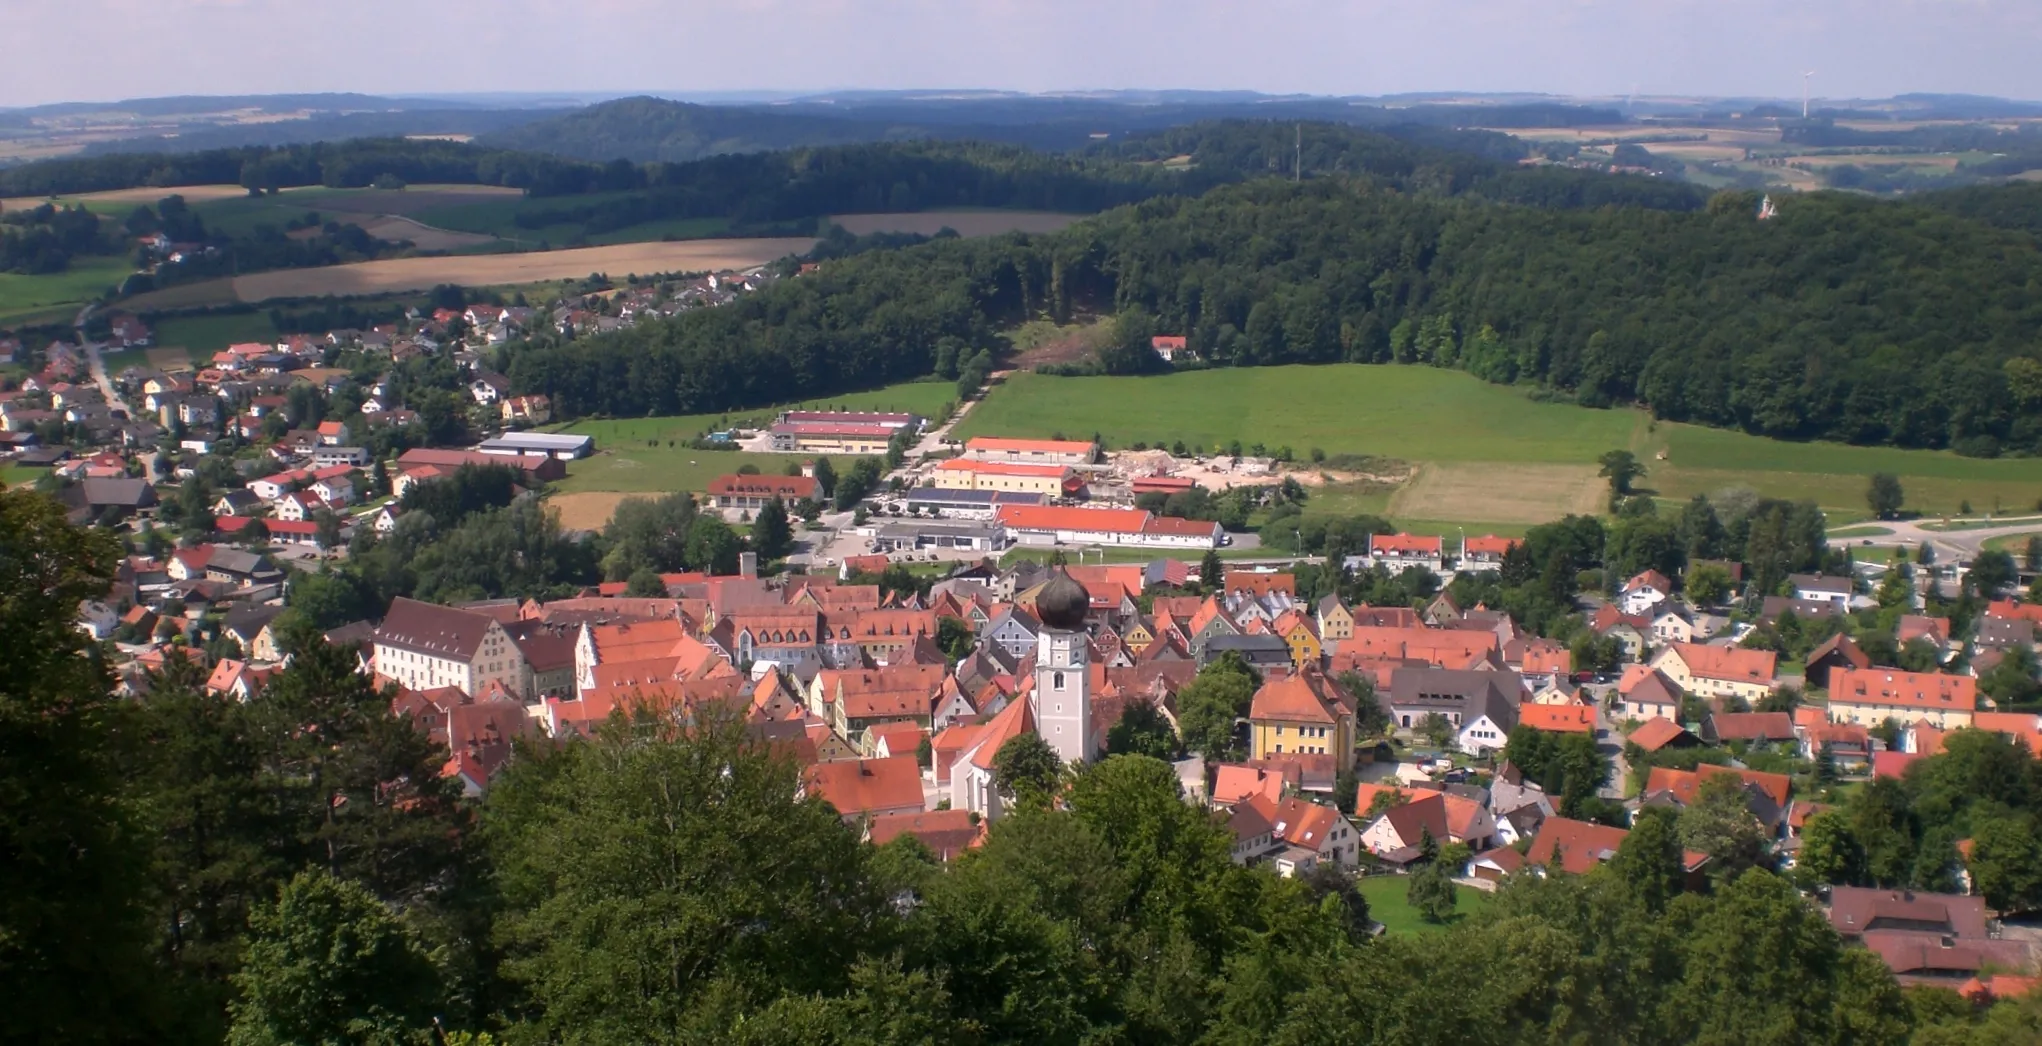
956,367 -> 2042,524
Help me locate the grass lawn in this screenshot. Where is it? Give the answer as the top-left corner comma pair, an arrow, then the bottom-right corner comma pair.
152,312 -> 280,361
1356,874 -> 1491,933
957,366 -> 2042,525
1826,525 -> 1893,538
0,464 -> 49,488
1983,531 -> 2042,555
0,255 -> 132,325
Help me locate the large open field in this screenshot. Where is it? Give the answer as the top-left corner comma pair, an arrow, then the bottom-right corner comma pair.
152,312 -> 282,362
135,237 -> 818,306
0,254 -> 132,325
0,183 -> 252,213
829,211 -> 1082,237
955,366 -> 2042,525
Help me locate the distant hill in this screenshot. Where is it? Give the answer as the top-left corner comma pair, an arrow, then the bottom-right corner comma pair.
477,97 -> 938,164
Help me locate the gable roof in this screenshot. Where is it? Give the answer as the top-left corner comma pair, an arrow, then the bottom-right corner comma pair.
1663,642 -> 1776,685
804,756 -> 924,818
1706,711 -> 1796,742
1518,704 -> 1595,734
1248,668 -> 1352,725
1627,717 -> 1697,752
1829,668 -> 1976,714
1526,816 -> 1632,875
374,597 -> 496,660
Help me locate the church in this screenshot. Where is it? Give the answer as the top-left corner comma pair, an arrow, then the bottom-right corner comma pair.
943,567 -> 1096,818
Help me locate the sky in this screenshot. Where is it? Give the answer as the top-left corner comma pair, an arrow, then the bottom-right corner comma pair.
3,0 -> 2039,108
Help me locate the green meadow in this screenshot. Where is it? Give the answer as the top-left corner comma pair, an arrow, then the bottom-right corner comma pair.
955,366 -> 2042,523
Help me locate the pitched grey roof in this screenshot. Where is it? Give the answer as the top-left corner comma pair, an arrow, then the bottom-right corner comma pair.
372,597 -> 496,660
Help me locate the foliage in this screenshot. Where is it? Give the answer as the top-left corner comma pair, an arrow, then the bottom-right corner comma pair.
1502,726 -> 1610,816
1105,700 -> 1182,761
1867,472 -> 1905,519
1174,654 -> 1260,762
225,870 -> 441,1046
750,496 -> 793,561
1598,449 -> 1645,496
992,733 -> 1064,812
0,484 -> 164,1042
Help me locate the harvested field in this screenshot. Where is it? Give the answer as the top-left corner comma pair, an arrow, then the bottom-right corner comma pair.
829,211 -> 1081,237
226,237 -> 816,303
0,183 -> 252,210
1389,462 -> 1607,524
549,491 -> 654,531
355,215 -> 498,251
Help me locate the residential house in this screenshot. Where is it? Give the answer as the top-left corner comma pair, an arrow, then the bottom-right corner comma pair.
1383,667 -> 1524,757
1358,789 -> 1497,858
1825,668 -> 1976,730
1613,665 -> 1684,723
1517,704 -> 1596,735
1368,533 -> 1445,573
316,419 -> 350,445
804,756 -> 924,823
1805,633 -> 1873,690
1703,711 -> 1796,745
1248,668 -> 1356,773
501,394 -> 551,425
1314,595 -> 1355,642
867,810 -> 983,862
1827,886 -> 2029,986
1627,717 -> 1700,754
1620,570 -> 1672,616
468,373 -> 511,404
1791,574 -> 1855,612
1650,643 -> 1776,705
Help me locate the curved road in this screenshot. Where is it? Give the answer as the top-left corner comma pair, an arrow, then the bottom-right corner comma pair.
1840,515 -> 2042,562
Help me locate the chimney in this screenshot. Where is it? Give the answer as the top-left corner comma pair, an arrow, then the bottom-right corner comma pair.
739,551 -> 758,579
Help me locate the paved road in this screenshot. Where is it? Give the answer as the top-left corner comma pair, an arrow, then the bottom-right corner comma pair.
1841,515 -> 2042,562
73,302 -> 138,420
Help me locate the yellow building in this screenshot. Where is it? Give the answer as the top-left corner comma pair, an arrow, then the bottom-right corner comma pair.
1272,609 -> 1322,671
1826,667 -> 1976,730
932,458 -> 1077,496
1651,643 -> 1777,705
1248,668 -> 1356,773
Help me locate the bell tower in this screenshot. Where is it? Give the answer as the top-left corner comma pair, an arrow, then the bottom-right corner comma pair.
1030,568 -> 1094,766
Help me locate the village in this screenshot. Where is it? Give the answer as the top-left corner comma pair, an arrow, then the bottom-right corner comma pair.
6,280 -> 2042,1000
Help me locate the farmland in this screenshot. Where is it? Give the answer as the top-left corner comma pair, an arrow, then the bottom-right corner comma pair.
956,366 -> 2042,525
0,254 -> 134,326
151,312 -> 282,363
142,237 -> 819,306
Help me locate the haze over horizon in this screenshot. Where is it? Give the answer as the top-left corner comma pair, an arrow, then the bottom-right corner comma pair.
3,0 -> 2039,109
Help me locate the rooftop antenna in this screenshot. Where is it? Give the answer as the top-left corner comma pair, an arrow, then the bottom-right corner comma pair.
1802,71 -> 1815,118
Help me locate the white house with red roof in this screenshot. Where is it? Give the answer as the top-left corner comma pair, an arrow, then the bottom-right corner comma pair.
1621,570 -> 1673,616
1368,533 -> 1445,573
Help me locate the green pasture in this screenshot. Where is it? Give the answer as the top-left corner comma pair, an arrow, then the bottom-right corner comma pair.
414,193 -> 733,246
958,366 -> 2042,522
1356,874 -> 1491,933
0,254 -> 131,326
152,312 -> 280,360
0,464 -> 49,489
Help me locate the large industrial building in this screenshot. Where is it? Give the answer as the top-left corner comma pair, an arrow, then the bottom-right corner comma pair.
932,458 -> 1083,497
475,431 -> 595,460
769,410 -> 923,455
962,436 -> 1097,466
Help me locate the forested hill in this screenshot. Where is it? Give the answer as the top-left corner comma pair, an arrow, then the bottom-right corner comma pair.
510,177 -> 2042,455
477,96 -> 938,164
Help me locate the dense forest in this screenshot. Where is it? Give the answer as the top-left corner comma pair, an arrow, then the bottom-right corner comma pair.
510,153 -> 2042,455
4,483 -> 2040,1045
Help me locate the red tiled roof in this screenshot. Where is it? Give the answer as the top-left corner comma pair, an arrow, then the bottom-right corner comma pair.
1627,717 -> 1694,752
996,505 -> 1151,535
1462,534 -> 1519,557
867,809 -> 983,860
1664,642 -> 1776,684
804,756 -> 924,818
1371,532 -> 1443,555
965,436 -> 1095,455
1830,668 -> 1976,715
707,474 -> 816,499
1519,704 -> 1595,734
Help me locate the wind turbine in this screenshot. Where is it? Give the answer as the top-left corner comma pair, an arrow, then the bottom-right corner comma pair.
1802,71 -> 1815,118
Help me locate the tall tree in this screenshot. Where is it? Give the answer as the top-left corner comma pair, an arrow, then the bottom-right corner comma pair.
226,869 -> 442,1046
1597,449 -> 1644,496
1866,473 -> 1905,519
0,485 -> 165,1043
992,733 -> 1064,812
751,496 -> 794,561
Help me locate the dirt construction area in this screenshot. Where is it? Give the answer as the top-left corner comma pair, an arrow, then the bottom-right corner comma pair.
1388,462 -> 1607,523
227,237 -> 816,302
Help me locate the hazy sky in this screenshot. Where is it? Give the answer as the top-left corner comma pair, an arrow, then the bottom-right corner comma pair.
3,0 -> 2039,107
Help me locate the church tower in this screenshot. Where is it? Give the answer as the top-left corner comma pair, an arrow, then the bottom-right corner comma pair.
1031,567 -> 1094,766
